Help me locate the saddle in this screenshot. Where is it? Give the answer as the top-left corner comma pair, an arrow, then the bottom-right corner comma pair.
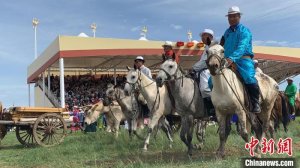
228,63 -> 253,113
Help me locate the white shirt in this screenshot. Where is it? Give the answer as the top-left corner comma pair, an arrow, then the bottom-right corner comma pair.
140,65 -> 152,79
192,46 -> 211,98
192,46 -> 209,72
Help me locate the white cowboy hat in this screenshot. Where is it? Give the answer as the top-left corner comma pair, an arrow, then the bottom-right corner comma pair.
200,29 -> 214,37
287,77 -> 293,81
162,41 -> 173,47
135,56 -> 144,62
253,59 -> 258,63
226,6 -> 242,16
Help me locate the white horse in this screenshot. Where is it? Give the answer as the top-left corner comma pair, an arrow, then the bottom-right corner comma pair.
206,44 -> 278,158
156,59 -> 206,156
84,101 -> 126,137
126,67 -> 174,151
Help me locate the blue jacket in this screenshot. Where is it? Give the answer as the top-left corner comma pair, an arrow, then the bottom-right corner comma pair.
223,23 -> 257,84
224,24 -> 254,62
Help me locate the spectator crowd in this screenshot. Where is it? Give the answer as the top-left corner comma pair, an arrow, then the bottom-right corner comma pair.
46,74 -> 127,110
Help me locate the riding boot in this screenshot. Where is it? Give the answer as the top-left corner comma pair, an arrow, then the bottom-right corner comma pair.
245,83 -> 261,113
203,97 -> 215,116
290,105 -> 295,115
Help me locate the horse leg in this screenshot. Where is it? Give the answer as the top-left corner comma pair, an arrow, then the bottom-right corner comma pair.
159,117 -> 174,148
216,113 -> 229,159
152,124 -> 159,139
106,125 -> 112,133
236,111 -> 249,143
143,112 -> 161,151
114,121 -> 120,138
195,119 -> 208,150
127,119 -> 133,139
180,116 -> 189,147
132,119 -> 145,140
186,115 -> 195,156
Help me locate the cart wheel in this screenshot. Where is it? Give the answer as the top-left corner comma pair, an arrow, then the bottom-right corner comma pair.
33,113 -> 67,147
16,126 -> 36,147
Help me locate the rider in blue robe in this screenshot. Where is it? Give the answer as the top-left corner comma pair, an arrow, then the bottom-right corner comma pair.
223,6 -> 261,113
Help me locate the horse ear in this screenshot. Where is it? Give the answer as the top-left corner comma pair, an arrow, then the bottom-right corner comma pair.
85,105 -> 92,109
206,37 -> 211,46
126,66 -> 131,71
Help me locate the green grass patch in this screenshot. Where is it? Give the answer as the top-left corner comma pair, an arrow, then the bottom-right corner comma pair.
0,118 -> 299,168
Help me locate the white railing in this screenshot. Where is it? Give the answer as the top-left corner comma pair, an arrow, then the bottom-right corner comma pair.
37,79 -> 61,107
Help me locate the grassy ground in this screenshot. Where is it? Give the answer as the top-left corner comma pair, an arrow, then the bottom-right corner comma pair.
0,118 -> 299,168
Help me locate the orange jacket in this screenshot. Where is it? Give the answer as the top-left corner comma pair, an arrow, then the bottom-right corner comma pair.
162,50 -> 180,63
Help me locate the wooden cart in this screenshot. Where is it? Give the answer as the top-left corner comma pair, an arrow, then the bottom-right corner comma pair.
0,107 -> 70,147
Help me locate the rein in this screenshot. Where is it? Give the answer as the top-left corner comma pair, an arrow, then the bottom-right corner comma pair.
115,87 -> 139,120
127,70 -> 160,116
108,104 -> 119,122
159,63 -> 197,111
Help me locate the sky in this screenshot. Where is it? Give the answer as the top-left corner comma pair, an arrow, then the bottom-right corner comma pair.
0,0 -> 300,107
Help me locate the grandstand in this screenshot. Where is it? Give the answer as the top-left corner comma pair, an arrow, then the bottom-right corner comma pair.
27,36 -> 300,108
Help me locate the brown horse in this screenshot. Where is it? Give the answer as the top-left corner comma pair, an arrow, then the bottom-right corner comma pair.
295,98 -> 300,116
0,102 -> 7,142
271,92 -> 290,133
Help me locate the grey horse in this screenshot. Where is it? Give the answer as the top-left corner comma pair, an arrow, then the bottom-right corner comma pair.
156,59 -> 206,156
105,84 -> 147,140
106,84 -> 174,142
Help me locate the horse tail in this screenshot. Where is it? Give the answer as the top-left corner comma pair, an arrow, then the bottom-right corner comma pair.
280,94 -> 289,132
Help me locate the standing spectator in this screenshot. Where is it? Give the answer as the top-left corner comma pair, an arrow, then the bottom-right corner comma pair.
285,78 -> 297,115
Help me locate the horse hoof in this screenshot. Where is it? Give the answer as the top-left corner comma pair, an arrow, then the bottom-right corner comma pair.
187,150 -> 193,157
215,151 -> 225,159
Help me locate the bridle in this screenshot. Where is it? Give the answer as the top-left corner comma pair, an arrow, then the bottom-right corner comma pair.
126,70 -> 160,116
205,52 -> 226,76
159,64 -> 184,82
127,70 -> 155,88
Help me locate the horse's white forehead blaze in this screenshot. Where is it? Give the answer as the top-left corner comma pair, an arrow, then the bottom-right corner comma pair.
126,70 -> 138,82
161,59 -> 177,69
208,45 -> 223,55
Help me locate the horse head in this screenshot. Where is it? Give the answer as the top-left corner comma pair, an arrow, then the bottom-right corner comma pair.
126,66 -> 140,85
84,102 -> 104,125
206,44 -> 225,76
156,59 -> 178,87
106,83 -> 116,101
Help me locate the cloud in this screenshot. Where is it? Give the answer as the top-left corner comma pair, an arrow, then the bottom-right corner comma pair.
253,40 -> 300,48
170,24 -> 182,30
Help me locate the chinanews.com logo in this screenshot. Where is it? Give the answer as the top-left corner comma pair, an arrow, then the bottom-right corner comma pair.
245,136 -> 292,156
242,136 -> 296,168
